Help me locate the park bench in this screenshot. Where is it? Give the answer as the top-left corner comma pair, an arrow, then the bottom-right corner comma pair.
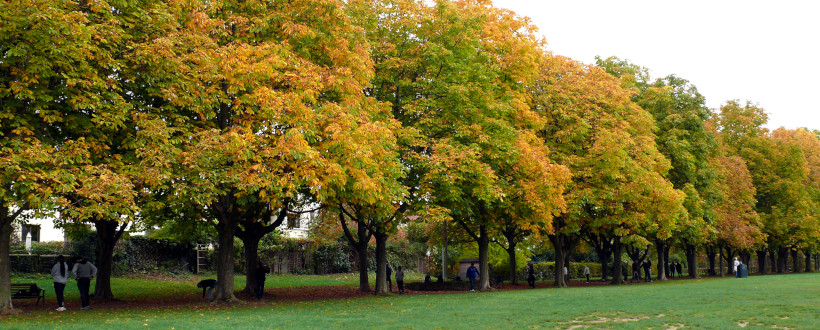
11,283 -> 46,305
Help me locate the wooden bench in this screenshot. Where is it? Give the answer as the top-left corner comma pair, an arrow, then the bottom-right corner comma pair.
11,283 -> 45,305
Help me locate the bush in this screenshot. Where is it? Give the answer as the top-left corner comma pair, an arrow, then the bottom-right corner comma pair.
29,241 -> 69,255
311,242 -> 351,274
113,236 -> 196,275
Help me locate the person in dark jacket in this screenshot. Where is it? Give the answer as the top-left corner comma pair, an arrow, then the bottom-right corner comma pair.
466,263 -> 479,291
395,266 -> 405,294
254,261 -> 270,300
526,262 -> 536,288
51,255 -> 69,311
643,259 -> 652,282
676,262 -> 683,278
386,264 -> 393,292
71,257 -> 97,310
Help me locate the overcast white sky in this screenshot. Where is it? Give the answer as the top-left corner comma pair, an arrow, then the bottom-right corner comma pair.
492,0 -> 819,131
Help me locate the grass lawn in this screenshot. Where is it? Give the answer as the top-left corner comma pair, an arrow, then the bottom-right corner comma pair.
3,272 -> 818,329
7,271 -> 426,302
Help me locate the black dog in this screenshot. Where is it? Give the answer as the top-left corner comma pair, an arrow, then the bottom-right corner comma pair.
197,279 -> 217,299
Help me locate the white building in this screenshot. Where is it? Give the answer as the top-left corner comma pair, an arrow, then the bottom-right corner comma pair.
277,206 -> 318,239
15,217 -> 65,243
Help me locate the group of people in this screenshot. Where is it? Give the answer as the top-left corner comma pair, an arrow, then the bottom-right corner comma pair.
49,255 -> 97,311
668,261 -> 685,278
630,259 -> 653,283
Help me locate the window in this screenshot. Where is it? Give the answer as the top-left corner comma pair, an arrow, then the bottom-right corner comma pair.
21,224 -> 41,242
287,215 -> 301,229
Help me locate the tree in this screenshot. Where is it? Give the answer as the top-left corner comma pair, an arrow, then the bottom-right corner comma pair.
531,54 -> 683,285
597,58 -> 715,280
135,0 -> 392,302
0,0 -> 161,308
350,0 -> 568,292
714,101 -> 813,274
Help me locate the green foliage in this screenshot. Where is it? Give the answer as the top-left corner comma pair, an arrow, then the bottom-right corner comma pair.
28,241 -> 68,256
112,236 -> 195,275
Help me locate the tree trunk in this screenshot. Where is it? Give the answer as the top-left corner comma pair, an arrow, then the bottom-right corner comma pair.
442,220 -> 447,281
0,213 -> 13,311
611,237 -> 624,285
769,249 -> 776,273
776,247 -> 787,273
477,224 -> 490,291
805,251 -> 812,272
241,234 -> 261,295
721,246 -> 735,275
664,245 -> 671,278
655,240 -> 667,281
756,250 -> 767,274
706,246 -> 717,275
339,211 -> 371,293
685,244 -> 698,278
93,220 -> 126,300
588,234 -> 611,282
374,232 -> 388,295
356,226 -> 370,292
213,218 -> 238,302
507,245 -> 517,285
719,247 -> 724,277
552,235 -> 566,288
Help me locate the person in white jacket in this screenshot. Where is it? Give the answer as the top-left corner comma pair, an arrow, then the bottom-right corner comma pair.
50,255 -> 69,311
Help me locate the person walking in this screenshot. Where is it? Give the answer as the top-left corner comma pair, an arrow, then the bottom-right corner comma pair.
643,259 -> 652,282
395,266 -> 405,294
583,265 -> 590,283
466,263 -> 479,292
51,255 -> 69,311
733,257 -> 741,278
562,266 -> 569,286
254,261 -> 270,300
526,262 -> 536,288
676,262 -> 683,278
386,264 -> 393,292
71,256 -> 97,310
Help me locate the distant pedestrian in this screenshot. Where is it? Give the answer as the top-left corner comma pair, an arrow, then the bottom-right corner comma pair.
676,262 -> 683,278
583,265 -> 590,282
254,261 -> 270,300
386,264 -> 393,292
526,262 -> 535,288
631,262 -> 641,283
51,255 -> 69,311
395,266 -> 405,294
643,259 -> 652,282
733,257 -> 741,278
71,257 -> 97,310
466,263 -> 479,291
562,266 -> 569,286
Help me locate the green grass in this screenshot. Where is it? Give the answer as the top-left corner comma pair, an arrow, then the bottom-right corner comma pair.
8,271 -> 425,302
3,273 -> 819,329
